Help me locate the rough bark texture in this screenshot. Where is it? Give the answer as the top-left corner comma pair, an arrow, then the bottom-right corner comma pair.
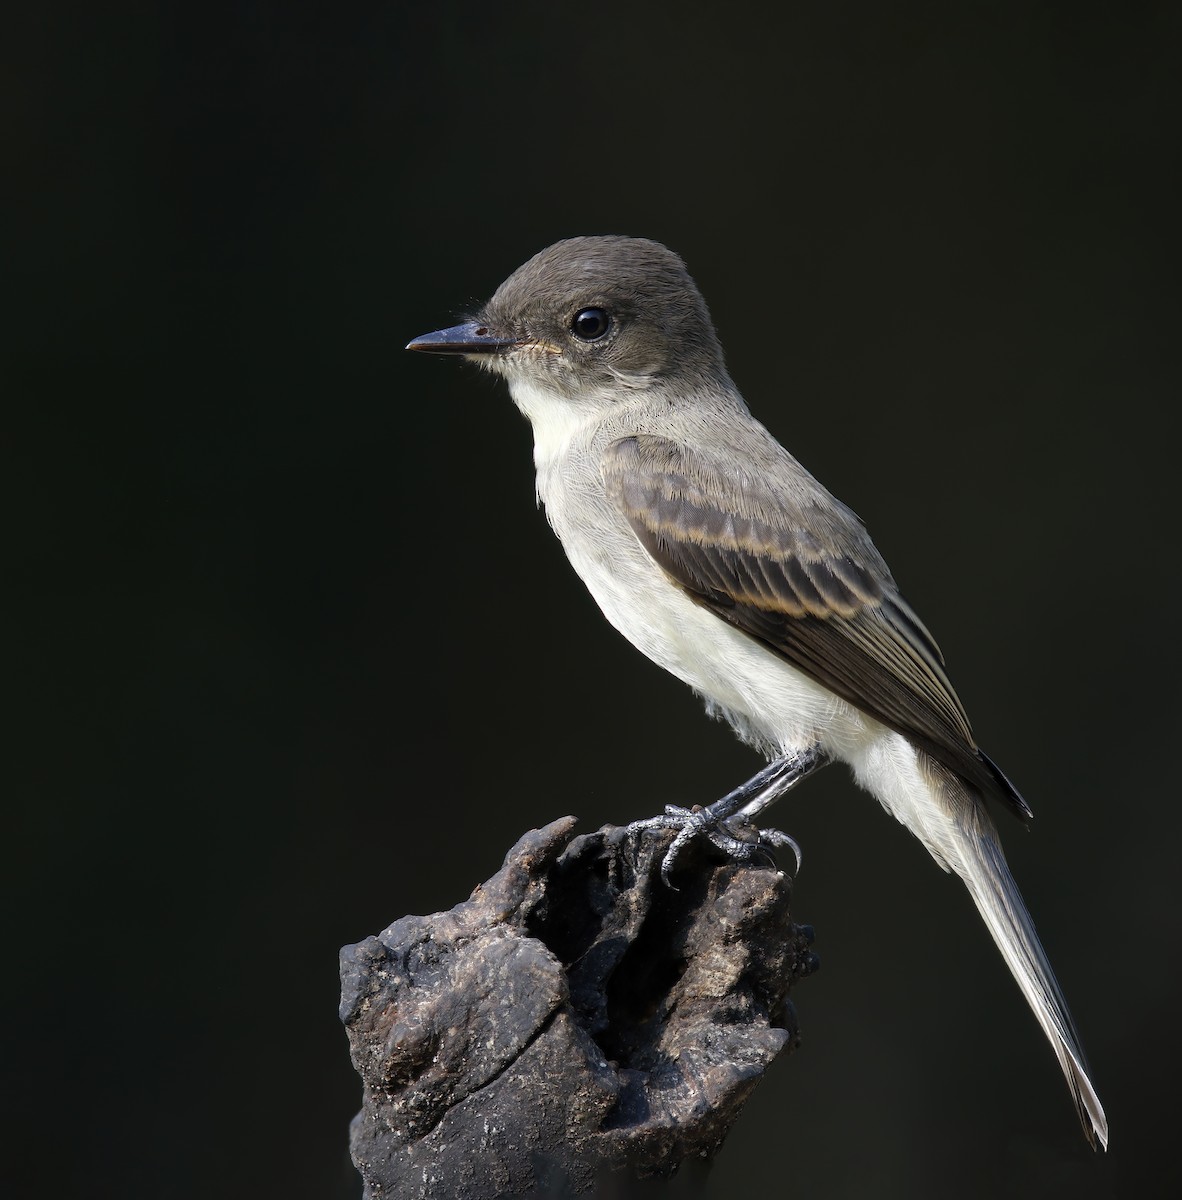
339,817 -> 817,1199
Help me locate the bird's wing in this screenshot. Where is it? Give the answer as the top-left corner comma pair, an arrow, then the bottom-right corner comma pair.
602,433 -> 1030,819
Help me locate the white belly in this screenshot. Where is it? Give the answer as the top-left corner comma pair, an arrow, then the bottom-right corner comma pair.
559,509 -> 855,759
572,540 -> 958,867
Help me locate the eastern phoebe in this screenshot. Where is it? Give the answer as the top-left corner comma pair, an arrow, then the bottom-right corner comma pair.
406,236 -> 1107,1150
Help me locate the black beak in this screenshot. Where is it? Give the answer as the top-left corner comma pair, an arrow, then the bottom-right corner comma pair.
405,321 -> 520,355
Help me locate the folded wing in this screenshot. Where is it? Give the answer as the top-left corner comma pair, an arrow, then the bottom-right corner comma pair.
602,433 -> 1030,820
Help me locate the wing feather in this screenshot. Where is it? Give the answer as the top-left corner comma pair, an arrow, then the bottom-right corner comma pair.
603,433 -> 1031,819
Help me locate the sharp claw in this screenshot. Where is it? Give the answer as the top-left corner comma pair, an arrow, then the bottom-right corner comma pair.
660,856 -> 679,890
760,829 -> 802,874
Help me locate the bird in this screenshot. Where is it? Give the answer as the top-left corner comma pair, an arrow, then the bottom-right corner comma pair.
405,235 -> 1108,1150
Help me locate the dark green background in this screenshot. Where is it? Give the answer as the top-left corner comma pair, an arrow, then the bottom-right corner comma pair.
6,4 -> 1177,1197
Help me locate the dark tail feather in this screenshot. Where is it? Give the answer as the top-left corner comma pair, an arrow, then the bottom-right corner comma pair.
924,755 -> 1108,1149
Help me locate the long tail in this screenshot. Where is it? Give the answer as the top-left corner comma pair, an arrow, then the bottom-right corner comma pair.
921,755 -> 1109,1150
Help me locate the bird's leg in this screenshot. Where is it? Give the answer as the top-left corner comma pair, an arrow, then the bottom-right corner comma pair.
628,745 -> 830,886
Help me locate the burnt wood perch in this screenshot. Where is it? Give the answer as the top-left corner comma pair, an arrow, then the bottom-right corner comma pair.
339,817 -> 818,1198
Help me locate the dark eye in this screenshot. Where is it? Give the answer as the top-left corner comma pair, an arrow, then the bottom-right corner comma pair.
571,307 -> 611,341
